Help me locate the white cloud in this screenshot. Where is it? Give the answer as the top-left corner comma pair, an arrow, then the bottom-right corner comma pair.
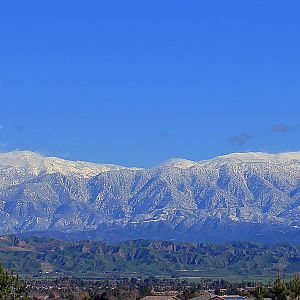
0,124 -> 4,129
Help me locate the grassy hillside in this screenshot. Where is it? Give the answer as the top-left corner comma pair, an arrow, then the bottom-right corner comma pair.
0,236 -> 299,279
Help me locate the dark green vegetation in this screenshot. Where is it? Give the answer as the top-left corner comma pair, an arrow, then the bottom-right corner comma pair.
237,274 -> 300,300
0,262 -> 27,299
0,236 -> 299,279
0,248 -> 299,300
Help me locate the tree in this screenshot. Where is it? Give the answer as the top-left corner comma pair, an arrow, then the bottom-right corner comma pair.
0,262 -> 28,299
254,283 -> 264,300
288,274 -> 300,300
271,272 -> 289,300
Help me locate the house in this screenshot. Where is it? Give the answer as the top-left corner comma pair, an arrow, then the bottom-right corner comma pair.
140,296 -> 181,300
189,292 -> 216,300
211,296 -> 249,300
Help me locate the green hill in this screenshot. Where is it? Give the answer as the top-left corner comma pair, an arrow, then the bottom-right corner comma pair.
0,236 -> 299,279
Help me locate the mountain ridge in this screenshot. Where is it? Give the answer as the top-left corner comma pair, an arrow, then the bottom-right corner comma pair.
0,150 -> 299,243
3,149 -> 300,171
0,234 -> 299,277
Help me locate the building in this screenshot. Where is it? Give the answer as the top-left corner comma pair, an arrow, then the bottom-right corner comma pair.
140,296 -> 181,300
211,296 -> 249,300
189,293 -> 217,300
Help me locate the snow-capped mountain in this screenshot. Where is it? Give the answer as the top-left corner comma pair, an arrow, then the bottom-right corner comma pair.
0,150 -> 299,243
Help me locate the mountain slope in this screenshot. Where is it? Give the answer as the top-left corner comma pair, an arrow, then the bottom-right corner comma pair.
0,150 -> 300,243
0,236 -> 299,277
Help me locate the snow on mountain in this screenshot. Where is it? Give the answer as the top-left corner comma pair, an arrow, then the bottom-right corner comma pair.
158,158 -> 197,169
0,150 -> 134,179
0,150 -> 299,243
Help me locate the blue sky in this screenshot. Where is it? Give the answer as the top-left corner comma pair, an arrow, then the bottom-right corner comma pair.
0,1 -> 300,167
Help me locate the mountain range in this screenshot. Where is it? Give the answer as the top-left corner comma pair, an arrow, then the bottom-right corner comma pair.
0,150 -> 299,243
0,235 -> 299,278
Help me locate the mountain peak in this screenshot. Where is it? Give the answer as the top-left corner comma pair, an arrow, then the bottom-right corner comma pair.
213,151 -> 300,163
0,149 -> 299,243
158,158 -> 197,169
0,150 -> 129,178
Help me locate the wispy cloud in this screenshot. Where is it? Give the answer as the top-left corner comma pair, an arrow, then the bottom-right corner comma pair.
272,124 -> 289,133
16,124 -> 25,132
228,133 -> 252,146
0,123 -> 4,129
160,131 -> 171,139
73,136 -> 81,143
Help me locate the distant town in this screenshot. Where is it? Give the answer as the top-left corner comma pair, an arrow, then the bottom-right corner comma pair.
1,261 -> 299,300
